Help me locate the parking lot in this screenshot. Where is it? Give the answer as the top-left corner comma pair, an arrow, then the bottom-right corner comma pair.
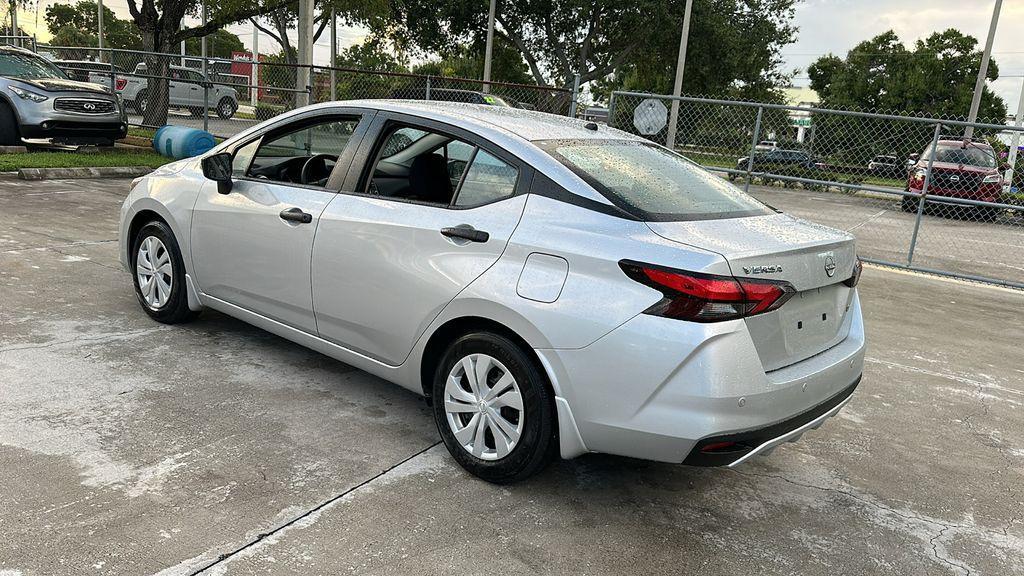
1,176 -> 1022,575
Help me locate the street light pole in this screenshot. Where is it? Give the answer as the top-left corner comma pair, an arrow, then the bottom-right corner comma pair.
296,0 -> 313,106
329,8 -> 336,101
97,0 -> 104,53
1005,77 -> 1024,193
482,0 -> 497,93
664,0 -> 694,150
965,0 -> 1001,140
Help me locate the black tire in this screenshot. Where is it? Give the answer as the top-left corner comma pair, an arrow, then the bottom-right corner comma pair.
431,332 -> 557,484
216,97 -> 236,120
133,91 -> 148,115
900,195 -> 919,213
0,101 -> 21,146
130,221 -> 197,324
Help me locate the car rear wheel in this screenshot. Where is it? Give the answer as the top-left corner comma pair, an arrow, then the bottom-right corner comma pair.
432,332 -> 557,484
131,221 -> 196,324
216,98 -> 236,120
0,102 -> 21,146
134,91 -> 148,115
900,194 -> 919,213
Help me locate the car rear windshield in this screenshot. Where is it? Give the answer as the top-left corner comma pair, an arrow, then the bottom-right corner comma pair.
0,52 -> 68,80
537,139 -> 772,221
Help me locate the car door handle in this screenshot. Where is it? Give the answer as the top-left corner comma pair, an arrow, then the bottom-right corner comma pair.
280,207 -> 313,224
441,226 -> 489,243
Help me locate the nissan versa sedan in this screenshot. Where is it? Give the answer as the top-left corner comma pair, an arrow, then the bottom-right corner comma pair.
118,101 -> 865,483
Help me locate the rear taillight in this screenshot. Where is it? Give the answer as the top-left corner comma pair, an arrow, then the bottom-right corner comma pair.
843,257 -> 863,288
620,260 -> 795,323
115,78 -> 127,91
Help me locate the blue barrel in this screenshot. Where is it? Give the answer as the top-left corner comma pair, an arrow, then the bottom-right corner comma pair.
153,125 -> 216,159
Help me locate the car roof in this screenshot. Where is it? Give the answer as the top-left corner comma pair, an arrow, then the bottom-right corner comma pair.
0,45 -> 40,56
339,99 -> 640,143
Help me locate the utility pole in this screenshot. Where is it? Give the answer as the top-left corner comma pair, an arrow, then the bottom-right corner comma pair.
965,0 -> 1001,140
329,8 -> 336,101
250,22 -> 259,108
10,0 -> 17,45
1005,77 -> 1024,193
664,0 -> 694,150
97,0 -> 104,53
482,0 -> 497,93
180,20 -> 185,65
296,0 -> 313,106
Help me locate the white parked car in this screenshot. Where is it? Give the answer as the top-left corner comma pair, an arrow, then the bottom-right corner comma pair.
118,64 -> 238,119
118,101 -> 865,483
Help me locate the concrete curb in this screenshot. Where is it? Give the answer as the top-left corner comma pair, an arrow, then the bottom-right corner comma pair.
17,166 -> 155,181
0,146 -> 29,154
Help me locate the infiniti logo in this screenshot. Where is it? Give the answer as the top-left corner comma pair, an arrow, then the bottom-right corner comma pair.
83,103 -> 96,110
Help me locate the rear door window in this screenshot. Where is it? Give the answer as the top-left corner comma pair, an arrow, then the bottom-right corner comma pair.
538,139 -> 771,221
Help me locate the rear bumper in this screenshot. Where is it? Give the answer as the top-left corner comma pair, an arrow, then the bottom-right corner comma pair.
537,290 -> 865,464
683,377 -> 860,467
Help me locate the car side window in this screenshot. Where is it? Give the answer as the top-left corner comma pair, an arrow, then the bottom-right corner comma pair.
454,150 -> 519,207
244,117 -> 360,187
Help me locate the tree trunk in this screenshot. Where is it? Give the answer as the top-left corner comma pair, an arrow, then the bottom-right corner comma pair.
140,27 -> 172,126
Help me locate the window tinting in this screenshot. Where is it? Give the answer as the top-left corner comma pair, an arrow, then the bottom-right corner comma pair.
455,150 -> 518,207
539,139 -> 771,221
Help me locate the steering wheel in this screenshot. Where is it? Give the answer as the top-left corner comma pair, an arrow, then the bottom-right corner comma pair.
299,154 -> 338,186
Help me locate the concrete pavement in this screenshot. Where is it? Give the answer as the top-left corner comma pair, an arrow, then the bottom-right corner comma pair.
0,178 -> 1022,575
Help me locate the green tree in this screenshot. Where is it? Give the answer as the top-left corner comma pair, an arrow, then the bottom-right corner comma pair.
592,0 -> 797,104
411,37 -> 532,85
808,29 -> 1007,120
184,29 -> 245,59
385,0 -> 797,98
45,1 -> 142,50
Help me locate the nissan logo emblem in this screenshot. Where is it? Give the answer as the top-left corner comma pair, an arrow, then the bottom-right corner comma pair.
824,256 -> 837,277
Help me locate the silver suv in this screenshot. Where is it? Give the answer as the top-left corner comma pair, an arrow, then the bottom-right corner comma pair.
119,64 -> 239,120
0,46 -> 127,146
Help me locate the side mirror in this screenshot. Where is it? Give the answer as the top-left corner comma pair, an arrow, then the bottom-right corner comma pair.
201,152 -> 233,194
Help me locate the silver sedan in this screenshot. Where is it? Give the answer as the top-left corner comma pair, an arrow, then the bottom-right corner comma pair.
119,100 -> 865,483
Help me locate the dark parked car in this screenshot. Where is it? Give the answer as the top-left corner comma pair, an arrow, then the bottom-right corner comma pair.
903,139 -> 1004,220
51,59 -> 127,86
732,149 -> 824,179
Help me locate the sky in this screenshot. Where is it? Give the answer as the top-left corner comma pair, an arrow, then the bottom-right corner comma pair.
6,0 -> 1024,111
785,0 -> 1024,110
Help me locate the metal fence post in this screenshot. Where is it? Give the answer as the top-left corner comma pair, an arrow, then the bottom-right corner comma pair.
109,54 -> 116,93
607,92 -> 617,129
743,106 -> 764,194
425,75 -> 432,100
906,123 -> 942,266
568,73 -> 581,117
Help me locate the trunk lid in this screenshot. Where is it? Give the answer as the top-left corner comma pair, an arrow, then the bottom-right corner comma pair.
647,213 -> 858,371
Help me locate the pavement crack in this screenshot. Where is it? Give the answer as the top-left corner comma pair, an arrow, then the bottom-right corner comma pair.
2,238 -> 118,254
930,526 -> 972,576
187,441 -> 442,575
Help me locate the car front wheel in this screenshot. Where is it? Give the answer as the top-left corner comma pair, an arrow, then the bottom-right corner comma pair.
432,332 -> 557,483
131,221 -> 196,324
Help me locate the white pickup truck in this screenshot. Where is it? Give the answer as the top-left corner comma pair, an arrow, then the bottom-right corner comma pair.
118,64 -> 239,120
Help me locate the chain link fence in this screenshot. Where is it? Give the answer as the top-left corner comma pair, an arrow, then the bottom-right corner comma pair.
31,45 -> 576,139
610,91 -> 1024,289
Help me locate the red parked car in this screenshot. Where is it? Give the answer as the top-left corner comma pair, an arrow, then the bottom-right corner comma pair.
902,139 -> 1004,220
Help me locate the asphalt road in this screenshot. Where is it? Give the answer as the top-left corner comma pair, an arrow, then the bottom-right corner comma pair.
1,177 -> 1022,575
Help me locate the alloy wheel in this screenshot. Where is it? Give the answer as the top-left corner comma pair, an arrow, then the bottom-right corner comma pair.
444,353 -> 525,461
136,236 -> 172,309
